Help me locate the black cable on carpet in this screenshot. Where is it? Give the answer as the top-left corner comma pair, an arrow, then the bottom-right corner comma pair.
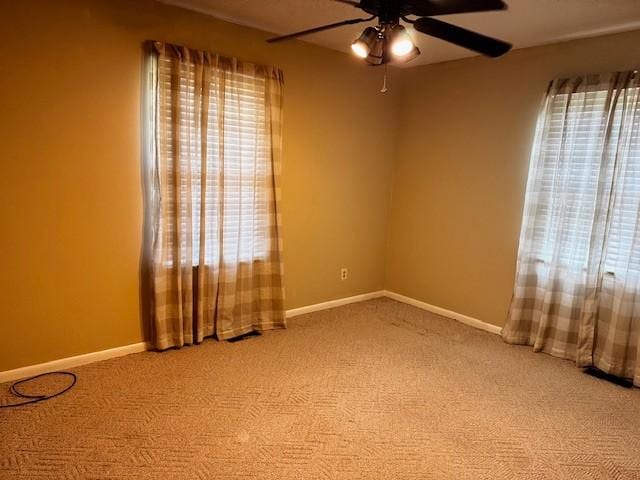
0,371 -> 77,408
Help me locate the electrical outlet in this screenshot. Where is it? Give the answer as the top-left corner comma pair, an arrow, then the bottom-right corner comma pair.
340,268 -> 348,281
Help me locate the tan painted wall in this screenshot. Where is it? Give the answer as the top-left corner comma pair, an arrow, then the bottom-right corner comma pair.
0,0 -> 398,371
386,29 -> 640,328
3,0 -> 639,373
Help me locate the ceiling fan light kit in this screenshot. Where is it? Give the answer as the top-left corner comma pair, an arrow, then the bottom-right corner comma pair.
351,26 -> 378,58
350,22 -> 422,65
267,0 -> 513,66
389,25 -> 414,56
365,33 -> 385,65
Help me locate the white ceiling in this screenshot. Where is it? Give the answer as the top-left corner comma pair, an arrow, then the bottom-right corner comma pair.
160,0 -> 640,66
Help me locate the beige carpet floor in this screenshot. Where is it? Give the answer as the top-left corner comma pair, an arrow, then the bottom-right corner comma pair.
1,298 -> 640,479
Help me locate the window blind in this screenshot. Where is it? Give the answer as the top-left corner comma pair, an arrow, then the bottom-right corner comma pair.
156,55 -> 270,266
604,88 -> 640,275
527,83 -> 640,276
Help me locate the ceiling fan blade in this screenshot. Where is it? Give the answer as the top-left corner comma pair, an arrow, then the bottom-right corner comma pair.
331,0 -> 361,6
406,0 -> 507,16
414,17 -> 511,57
267,17 -> 372,43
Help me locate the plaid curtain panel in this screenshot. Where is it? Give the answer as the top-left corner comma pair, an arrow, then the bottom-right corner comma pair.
503,71 -> 640,387
148,42 -> 286,349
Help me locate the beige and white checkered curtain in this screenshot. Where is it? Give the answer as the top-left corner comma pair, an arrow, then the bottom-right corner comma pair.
503,71 -> 640,386
148,42 -> 285,349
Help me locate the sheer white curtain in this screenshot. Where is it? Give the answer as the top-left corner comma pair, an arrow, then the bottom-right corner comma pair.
503,71 -> 640,386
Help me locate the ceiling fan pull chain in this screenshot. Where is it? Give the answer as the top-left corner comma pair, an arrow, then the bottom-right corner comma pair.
381,64 -> 388,93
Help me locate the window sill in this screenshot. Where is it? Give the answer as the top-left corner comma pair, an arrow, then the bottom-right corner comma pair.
531,258 -> 626,279
158,258 -> 269,270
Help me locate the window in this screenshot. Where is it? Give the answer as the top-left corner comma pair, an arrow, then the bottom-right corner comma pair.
525,78 -> 640,277
155,52 -> 273,267
148,42 -> 286,348
505,72 -> 640,382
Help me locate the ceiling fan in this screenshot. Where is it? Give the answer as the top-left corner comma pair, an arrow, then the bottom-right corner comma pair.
267,0 -> 512,66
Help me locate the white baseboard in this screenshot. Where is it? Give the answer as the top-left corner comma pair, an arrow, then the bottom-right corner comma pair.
0,342 -> 150,384
1,289 -> 499,383
285,290 -> 386,318
0,292 -> 385,383
383,290 -> 502,336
